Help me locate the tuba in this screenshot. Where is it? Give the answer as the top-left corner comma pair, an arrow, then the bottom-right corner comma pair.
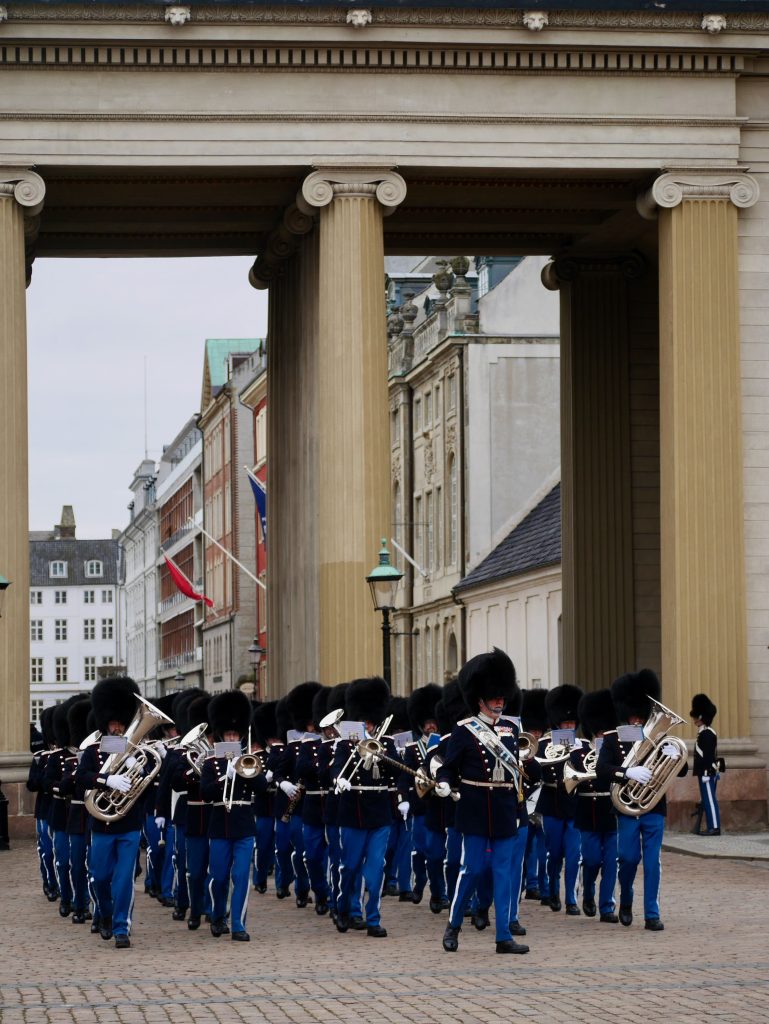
563,746 -> 598,795
179,722 -> 212,776
85,695 -> 173,822
610,698 -> 688,817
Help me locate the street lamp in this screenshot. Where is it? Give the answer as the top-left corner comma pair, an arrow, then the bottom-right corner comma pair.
173,670 -> 185,689
248,638 -> 266,698
366,539 -> 403,688
0,575 -> 10,619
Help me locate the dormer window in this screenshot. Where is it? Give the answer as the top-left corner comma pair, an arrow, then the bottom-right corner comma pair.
85,560 -> 103,578
49,560 -> 67,579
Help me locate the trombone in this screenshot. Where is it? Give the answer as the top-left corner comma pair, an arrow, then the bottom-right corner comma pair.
334,715 -> 392,792
222,726 -> 262,811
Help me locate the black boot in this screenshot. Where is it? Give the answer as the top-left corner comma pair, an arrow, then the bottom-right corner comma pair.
691,802 -> 704,835
509,921 -> 527,936
99,918 -> 113,941
172,907 -> 187,921
619,904 -> 633,927
472,908 -> 490,931
582,899 -> 597,917
496,939 -> 529,954
442,924 -> 460,952
335,912 -> 350,933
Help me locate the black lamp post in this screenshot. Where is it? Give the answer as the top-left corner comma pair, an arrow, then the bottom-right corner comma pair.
366,539 -> 403,689
0,575 -> 11,619
248,638 -> 266,698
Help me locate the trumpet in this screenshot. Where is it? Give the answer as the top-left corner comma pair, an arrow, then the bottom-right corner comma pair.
222,728 -> 262,811
335,715 -> 392,790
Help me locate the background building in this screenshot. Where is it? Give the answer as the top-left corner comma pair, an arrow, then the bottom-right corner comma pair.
29,506 -> 123,720
121,459 -> 159,699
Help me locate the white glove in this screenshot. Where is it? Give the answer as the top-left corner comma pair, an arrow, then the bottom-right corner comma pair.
125,756 -> 138,770
335,777 -> 352,793
626,765 -> 653,784
397,800 -> 410,821
225,760 -> 237,780
279,781 -> 299,799
662,744 -> 681,760
434,781 -> 451,798
156,743 -> 167,760
154,816 -> 166,830
106,774 -> 131,793
265,769 -> 274,784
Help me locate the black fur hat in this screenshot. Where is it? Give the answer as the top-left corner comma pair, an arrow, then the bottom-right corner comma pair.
506,687 -> 523,718
252,700 -> 279,747
275,697 -> 291,741
187,695 -> 211,733
67,698 -> 93,748
326,683 -> 349,716
53,695 -> 83,748
458,648 -> 519,713
285,682 -> 324,732
521,689 -> 548,734
611,668 -> 661,724
91,677 -> 140,733
577,690 -> 617,740
153,694 -> 178,734
312,687 -> 330,728
435,680 -> 466,735
172,688 -> 206,735
545,684 -> 584,728
40,705 -> 57,747
387,695 -> 411,733
208,689 -> 251,739
345,676 -> 390,725
690,693 -> 717,726
408,684 -> 442,734
86,708 -> 97,736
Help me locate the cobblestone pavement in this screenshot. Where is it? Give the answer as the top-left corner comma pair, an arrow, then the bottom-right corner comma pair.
663,829 -> 769,860
2,839 -> 768,1024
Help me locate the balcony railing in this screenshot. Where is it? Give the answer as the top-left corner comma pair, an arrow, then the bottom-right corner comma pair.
158,650 -> 198,672
160,522 -> 193,553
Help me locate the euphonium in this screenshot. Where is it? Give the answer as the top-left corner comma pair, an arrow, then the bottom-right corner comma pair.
563,746 -> 598,795
610,698 -> 688,818
85,695 -> 173,822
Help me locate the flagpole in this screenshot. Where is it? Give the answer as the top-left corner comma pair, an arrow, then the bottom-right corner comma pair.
187,517 -> 267,592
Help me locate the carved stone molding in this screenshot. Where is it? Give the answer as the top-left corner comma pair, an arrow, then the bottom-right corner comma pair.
445,421 -> 457,455
637,169 -> 760,220
541,252 -> 645,291
0,167 -> 45,216
346,8 -> 372,28
423,438 -> 434,484
523,11 -> 548,32
298,167 -> 407,217
248,201 -> 314,290
0,6 -> 7,22
702,14 -> 727,34
164,5 -> 190,26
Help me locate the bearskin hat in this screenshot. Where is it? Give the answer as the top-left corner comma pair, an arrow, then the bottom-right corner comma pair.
285,681 -> 324,732
312,687 -> 330,729
408,684 -> 442,734
67,698 -> 93,748
187,695 -> 211,733
208,689 -> 251,740
545,684 -> 584,729
611,668 -> 661,724
91,676 -> 140,734
506,687 -> 523,718
86,708 -> 97,736
171,688 -> 205,736
345,676 -> 390,726
152,694 -> 178,736
252,700 -> 279,747
690,693 -> 717,726
521,689 -> 548,734
387,695 -> 411,733
275,697 -> 291,741
326,683 -> 349,716
435,680 -> 467,735
40,705 -> 57,748
458,648 -> 519,713
53,695 -> 84,748
577,689 -> 617,740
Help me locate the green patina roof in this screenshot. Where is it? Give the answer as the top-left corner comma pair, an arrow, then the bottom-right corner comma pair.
205,338 -> 263,388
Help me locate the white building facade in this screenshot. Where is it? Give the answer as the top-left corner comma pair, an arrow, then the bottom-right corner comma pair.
120,460 -> 159,699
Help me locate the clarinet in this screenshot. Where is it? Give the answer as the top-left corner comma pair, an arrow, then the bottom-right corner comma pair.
281,783 -> 305,823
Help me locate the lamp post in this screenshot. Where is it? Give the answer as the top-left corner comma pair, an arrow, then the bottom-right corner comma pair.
248,638 -> 266,699
366,539 -> 403,689
173,670 -> 185,692
0,575 -> 10,619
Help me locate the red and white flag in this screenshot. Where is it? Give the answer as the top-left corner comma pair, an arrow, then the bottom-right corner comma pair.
163,554 -> 214,608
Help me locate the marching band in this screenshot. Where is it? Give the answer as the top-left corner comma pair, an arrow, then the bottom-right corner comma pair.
26,655 -> 716,951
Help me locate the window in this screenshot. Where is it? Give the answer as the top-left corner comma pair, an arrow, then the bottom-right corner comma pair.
102,656 -> 114,667
55,590 -> 67,605
390,407 -> 399,446
55,619 -> 68,641
101,590 -> 112,603
31,699 -> 44,723
31,657 -> 44,683
426,491 -> 434,571
448,373 -> 457,411
435,384 -> 441,421
449,455 -> 458,566
414,496 -> 423,566
414,398 -> 421,433
85,560 -> 103,578
435,485 -> 442,570
55,657 -> 68,683
84,656 -> 96,682
31,620 -> 43,642
255,407 -> 267,465
102,619 -> 114,640
84,590 -> 95,604
83,619 -> 95,641
49,561 -> 67,579
424,390 -> 433,426
30,591 -> 43,605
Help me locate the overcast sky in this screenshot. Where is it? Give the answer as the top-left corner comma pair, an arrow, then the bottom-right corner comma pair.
27,257 -> 268,539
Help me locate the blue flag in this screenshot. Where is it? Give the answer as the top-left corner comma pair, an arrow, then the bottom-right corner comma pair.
246,469 -> 267,548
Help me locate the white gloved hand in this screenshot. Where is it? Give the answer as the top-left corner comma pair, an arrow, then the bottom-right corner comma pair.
279,781 -> 299,799
397,800 -> 410,821
106,774 -> 131,793
124,755 -> 138,770
265,769 -> 274,784
225,760 -> 237,780
434,781 -> 451,798
661,744 -> 681,760
156,743 -> 167,760
154,816 -> 166,830
626,765 -> 653,784
335,777 -> 352,793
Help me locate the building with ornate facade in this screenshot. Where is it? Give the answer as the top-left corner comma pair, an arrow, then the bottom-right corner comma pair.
121,459 -> 159,699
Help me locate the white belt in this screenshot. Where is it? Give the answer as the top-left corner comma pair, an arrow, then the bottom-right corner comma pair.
214,800 -> 251,807
463,779 -> 517,790
188,800 -> 207,806
349,786 -> 389,792
71,799 -> 84,806
579,792 -> 611,798
303,790 -> 324,796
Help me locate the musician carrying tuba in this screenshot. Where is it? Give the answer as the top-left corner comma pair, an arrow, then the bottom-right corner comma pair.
595,669 -> 688,933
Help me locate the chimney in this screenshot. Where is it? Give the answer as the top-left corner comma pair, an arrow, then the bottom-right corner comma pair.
55,505 -> 76,540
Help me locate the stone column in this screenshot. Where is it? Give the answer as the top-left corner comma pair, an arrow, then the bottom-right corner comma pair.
543,254 -> 642,690
300,168 -> 407,683
642,170 -> 759,741
0,168 -> 45,831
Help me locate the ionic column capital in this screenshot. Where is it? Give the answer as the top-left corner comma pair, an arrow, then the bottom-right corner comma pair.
637,168 -> 759,220
297,167 -> 407,217
542,252 -> 645,291
249,202 -> 315,290
0,168 -> 46,217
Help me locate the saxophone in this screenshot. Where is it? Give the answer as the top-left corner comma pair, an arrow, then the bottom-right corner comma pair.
610,698 -> 688,818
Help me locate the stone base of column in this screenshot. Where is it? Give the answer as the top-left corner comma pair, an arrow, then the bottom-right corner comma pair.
0,752 -> 35,839
666,740 -> 768,831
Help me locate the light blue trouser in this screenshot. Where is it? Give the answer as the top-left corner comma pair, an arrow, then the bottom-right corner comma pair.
449,833 -> 516,943
185,834 -> 210,920
579,828 -> 618,915
275,816 -> 310,895
424,825 -> 448,903
386,817 -> 413,893
90,830 -> 141,935
173,824 -> 188,908
302,823 -> 330,901
36,818 -> 56,892
143,813 -> 162,892
412,816 -> 438,897
509,824 -> 528,922
617,812 -> 664,920
338,824 -> 389,928
68,832 -> 90,912
699,776 -> 721,831
542,815 -> 582,905
524,821 -> 547,892
253,815 -> 275,886
53,829 -> 73,905
445,826 -> 462,903
160,823 -> 176,900
208,836 -> 255,933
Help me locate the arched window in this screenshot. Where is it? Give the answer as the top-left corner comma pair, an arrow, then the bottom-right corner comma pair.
425,624 -> 433,680
446,631 -> 458,676
448,454 -> 458,565
393,481 -> 402,550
